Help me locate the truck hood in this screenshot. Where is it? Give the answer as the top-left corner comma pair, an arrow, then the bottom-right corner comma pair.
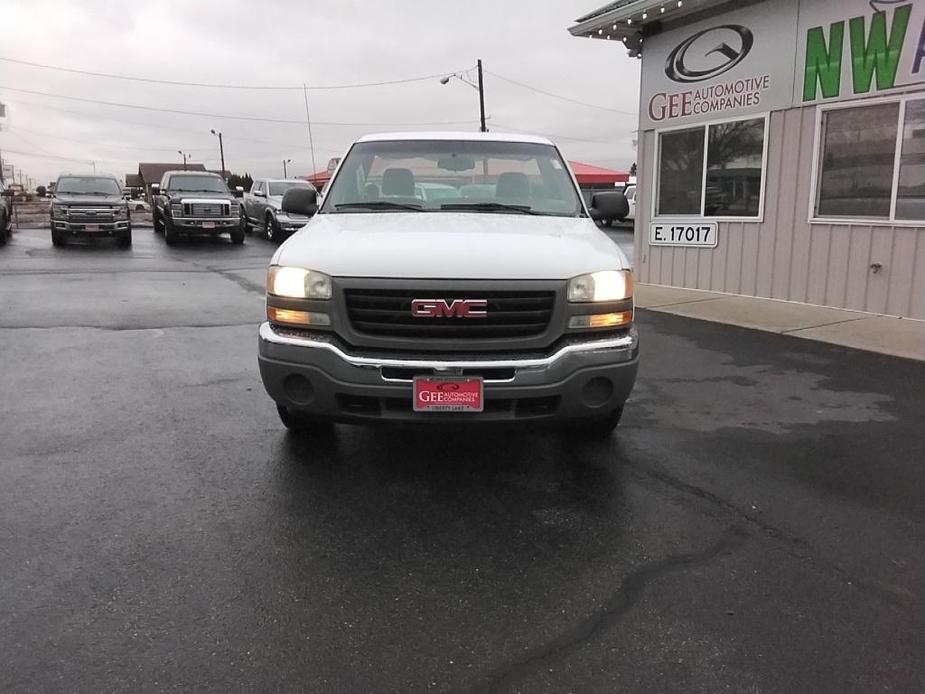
273,212 -> 629,280
53,194 -> 124,206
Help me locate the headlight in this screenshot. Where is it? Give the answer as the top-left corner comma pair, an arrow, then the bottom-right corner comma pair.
267,266 -> 332,299
170,203 -> 182,216
568,270 -> 633,302
113,205 -> 129,220
52,204 -> 68,218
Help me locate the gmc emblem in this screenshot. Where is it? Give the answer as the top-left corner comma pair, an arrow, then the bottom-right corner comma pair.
411,298 -> 488,318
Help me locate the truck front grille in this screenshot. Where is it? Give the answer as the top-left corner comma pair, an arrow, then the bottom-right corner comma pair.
68,207 -> 115,223
184,202 -> 229,217
344,288 -> 555,339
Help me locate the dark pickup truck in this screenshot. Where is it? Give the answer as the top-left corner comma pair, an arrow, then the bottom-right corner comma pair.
152,171 -> 244,246
49,174 -> 132,247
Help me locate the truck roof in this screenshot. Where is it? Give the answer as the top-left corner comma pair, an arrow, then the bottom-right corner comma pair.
355,131 -> 554,146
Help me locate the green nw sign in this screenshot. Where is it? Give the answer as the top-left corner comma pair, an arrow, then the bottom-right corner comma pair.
802,2 -> 924,102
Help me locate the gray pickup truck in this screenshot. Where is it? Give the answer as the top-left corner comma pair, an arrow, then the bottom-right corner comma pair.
152,171 -> 244,246
243,178 -> 315,242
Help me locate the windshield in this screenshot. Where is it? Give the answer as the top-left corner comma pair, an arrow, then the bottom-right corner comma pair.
167,175 -> 229,193
269,181 -> 311,196
55,176 -> 121,196
320,140 -> 584,217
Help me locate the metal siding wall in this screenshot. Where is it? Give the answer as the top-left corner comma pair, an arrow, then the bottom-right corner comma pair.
636,107 -> 925,319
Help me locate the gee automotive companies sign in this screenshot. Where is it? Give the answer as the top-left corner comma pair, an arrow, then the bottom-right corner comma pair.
639,0 -> 798,129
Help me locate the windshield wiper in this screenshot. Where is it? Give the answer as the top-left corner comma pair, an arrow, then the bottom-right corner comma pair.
439,202 -> 545,215
335,201 -> 424,212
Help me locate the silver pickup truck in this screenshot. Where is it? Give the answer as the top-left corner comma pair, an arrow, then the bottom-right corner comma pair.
243,178 -> 315,242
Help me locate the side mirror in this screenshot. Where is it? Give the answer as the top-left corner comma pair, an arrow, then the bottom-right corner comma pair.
282,187 -> 318,216
233,186 -> 244,198
151,184 -> 160,193
589,191 -> 628,222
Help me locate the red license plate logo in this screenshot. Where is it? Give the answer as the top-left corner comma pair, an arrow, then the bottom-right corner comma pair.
85,224 -> 100,232
202,221 -> 216,229
413,377 -> 483,412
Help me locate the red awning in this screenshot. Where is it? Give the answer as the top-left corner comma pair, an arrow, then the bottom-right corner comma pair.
568,161 -> 629,186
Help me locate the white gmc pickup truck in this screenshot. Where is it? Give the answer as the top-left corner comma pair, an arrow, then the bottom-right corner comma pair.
257,132 -> 638,437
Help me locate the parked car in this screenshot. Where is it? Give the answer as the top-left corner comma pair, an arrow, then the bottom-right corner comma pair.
258,132 -> 636,438
0,190 -> 12,246
151,171 -> 244,246
49,174 -> 132,247
243,178 -> 316,242
623,184 -> 636,222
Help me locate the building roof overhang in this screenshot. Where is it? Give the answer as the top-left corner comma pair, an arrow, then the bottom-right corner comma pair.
568,0 -> 733,55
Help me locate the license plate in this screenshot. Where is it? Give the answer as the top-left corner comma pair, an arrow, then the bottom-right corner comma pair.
85,224 -> 100,232
202,221 -> 216,229
413,377 -> 483,412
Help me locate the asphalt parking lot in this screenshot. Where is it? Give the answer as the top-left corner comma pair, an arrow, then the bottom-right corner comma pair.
1,225 -> 923,693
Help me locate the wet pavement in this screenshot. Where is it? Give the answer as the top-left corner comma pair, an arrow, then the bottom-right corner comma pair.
1,225 -> 923,693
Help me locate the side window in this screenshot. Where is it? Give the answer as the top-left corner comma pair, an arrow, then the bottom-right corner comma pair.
253,180 -> 264,194
161,175 -> 170,190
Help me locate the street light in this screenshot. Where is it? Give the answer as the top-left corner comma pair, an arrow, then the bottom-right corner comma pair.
210,129 -> 226,179
178,150 -> 188,171
440,59 -> 487,132
283,159 -> 292,178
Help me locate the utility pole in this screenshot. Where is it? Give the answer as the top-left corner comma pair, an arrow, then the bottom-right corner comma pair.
178,150 -> 188,171
302,84 -> 317,177
283,159 -> 292,178
477,59 -> 487,133
211,129 -> 226,178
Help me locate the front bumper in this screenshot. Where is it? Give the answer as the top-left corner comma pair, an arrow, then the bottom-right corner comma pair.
52,219 -> 130,236
172,217 -> 240,233
258,322 -> 639,424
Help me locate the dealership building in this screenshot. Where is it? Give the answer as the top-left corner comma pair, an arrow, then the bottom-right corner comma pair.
570,0 -> 925,319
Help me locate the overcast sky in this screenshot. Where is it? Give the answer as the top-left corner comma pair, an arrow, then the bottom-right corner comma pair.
0,0 -> 641,185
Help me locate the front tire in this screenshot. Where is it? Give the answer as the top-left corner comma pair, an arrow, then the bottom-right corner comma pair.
276,405 -> 333,435
51,230 -> 67,247
164,217 -> 178,246
265,213 -> 282,242
117,230 -> 132,248
153,209 -> 163,233
567,407 -> 624,440
230,223 -> 245,245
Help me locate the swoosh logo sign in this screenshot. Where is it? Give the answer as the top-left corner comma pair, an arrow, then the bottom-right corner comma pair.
665,25 -> 754,83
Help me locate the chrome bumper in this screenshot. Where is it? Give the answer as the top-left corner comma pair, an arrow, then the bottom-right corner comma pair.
258,321 -> 637,372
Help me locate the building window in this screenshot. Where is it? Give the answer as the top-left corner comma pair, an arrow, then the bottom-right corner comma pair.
656,116 -> 766,218
817,103 -> 899,218
897,99 -> 925,221
814,96 -> 925,222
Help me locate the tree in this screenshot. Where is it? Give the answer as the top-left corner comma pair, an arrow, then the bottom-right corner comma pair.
226,172 -> 253,192
36,185 -> 47,197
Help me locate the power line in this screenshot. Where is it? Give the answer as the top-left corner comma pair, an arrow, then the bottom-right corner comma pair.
485,71 -> 636,115
0,56 -> 469,91
0,85 -> 480,127
5,98 -> 341,154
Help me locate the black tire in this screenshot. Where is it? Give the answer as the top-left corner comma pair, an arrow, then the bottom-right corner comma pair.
230,223 -> 245,245
263,213 -> 277,242
567,407 -> 624,440
51,230 -> 67,247
164,217 -> 178,246
153,209 -> 163,233
117,230 -> 132,248
276,405 -> 333,434
0,214 -> 7,246
241,210 -> 251,234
